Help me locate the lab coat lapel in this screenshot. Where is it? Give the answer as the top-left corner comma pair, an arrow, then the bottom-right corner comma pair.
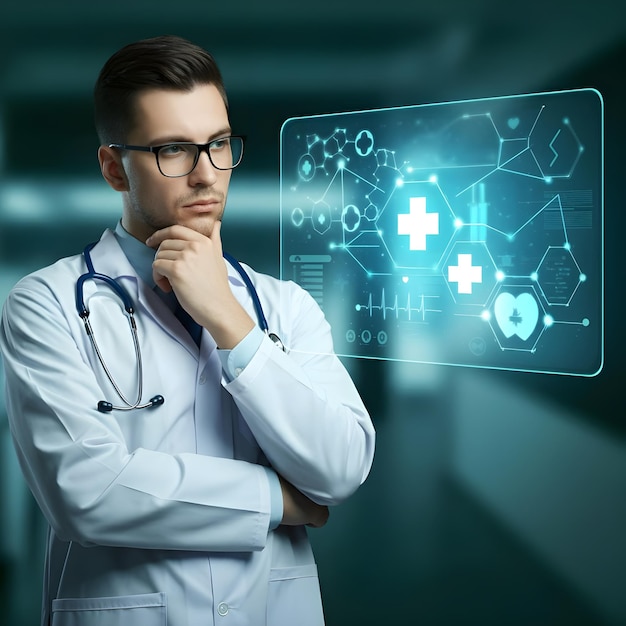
78,230 -> 141,318
87,229 -> 140,289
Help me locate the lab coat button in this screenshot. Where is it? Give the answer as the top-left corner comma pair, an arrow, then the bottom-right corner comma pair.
199,375 -> 206,385
217,602 -> 229,616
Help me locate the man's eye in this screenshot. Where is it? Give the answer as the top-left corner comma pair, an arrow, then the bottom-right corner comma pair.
160,144 -> 187,156
211,138 -> 230,150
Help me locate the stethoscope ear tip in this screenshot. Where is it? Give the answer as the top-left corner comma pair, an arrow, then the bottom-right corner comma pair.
96,395 -> 164,413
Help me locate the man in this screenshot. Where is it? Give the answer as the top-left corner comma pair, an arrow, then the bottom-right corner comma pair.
0,35 -> 375,626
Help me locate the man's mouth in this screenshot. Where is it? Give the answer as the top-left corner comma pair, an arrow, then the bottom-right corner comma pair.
183,198 -> 221,209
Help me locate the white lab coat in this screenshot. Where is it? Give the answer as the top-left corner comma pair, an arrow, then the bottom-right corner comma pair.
0,229 -> 375,626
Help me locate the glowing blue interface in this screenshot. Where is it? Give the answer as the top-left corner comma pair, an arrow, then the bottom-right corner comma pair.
279,89 -> 603,376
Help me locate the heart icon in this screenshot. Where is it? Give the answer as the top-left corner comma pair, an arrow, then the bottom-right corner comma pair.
507,117 -> 520,130
494,292 -> 539,341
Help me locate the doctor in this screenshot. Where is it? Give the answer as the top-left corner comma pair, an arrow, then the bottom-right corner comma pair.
0,35 -> 375,626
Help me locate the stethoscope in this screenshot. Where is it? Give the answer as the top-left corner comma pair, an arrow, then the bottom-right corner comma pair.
76,242 -> 285,413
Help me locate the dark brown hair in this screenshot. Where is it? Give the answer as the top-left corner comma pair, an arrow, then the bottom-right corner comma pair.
94,35 -> 228,144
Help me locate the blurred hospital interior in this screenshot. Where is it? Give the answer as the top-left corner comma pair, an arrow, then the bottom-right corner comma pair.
0,1 -> 625,624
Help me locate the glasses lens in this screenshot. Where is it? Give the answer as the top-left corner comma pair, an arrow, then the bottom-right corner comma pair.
157,144 -> 198,177
156,138 -> 244,176
210,136 -> 244,170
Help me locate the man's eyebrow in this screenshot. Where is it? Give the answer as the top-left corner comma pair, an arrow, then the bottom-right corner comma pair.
149,127 -> 232,145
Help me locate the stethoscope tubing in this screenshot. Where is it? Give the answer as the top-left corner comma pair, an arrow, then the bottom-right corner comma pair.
222,252 -> 285,351
222,251 -> 268,333
76,242 -> 284,413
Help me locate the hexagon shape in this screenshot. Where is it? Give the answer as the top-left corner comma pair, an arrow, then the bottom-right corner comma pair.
311,200 -> 332,235
487,283 -> 549,353
535,245 -> 583,305
364,202 -> 379,222
530,114 -> 583,179
376,180 -> 455,270
443,241 -> 498,306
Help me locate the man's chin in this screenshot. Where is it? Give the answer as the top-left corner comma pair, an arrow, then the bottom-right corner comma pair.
177,214 -> 222,238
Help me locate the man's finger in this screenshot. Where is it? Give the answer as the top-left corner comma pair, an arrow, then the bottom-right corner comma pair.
146,224 -> 201,249
154,274 -> 172,293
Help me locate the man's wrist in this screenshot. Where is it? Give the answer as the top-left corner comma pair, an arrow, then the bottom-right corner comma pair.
217,325 -> 264,380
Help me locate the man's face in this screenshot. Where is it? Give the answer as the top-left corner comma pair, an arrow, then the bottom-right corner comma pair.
118,83 -> 233,242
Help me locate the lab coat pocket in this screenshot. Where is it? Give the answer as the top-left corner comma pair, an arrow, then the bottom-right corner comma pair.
267,564 -> 324,626
51,592 -> 166,626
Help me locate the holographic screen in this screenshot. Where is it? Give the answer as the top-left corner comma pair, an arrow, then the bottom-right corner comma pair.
279,89 -> 603,376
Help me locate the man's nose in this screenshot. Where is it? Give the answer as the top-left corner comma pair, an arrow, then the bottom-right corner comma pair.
188,149 -> 218,185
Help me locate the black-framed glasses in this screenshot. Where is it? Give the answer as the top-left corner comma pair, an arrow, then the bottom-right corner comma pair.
109,135 -> 245,177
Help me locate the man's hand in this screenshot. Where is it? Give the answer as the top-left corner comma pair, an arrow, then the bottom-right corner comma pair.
146,222 -> 255,349
279,476 -> 329,528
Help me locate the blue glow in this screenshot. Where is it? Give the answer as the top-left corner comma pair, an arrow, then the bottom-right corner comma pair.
281,88 -> 603,376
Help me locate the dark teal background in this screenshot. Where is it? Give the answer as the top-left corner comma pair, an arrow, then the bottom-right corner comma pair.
1,2 -> 624,624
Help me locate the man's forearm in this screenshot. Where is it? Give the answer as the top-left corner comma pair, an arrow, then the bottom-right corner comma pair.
278,475 -> 329,528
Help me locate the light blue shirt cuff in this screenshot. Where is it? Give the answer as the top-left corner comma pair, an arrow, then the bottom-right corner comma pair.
217,325 -> 264,381
264,468 -> 283,531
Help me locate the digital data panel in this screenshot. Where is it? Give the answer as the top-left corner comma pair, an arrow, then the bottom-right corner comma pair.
280,89 -> 603,376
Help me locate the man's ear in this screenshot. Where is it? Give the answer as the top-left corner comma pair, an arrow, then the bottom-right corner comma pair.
98,145 -> 129,192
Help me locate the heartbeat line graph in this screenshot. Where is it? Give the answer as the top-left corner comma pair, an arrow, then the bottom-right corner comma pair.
356,288 -> 441,322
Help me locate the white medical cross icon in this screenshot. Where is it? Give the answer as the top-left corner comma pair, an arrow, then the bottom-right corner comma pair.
397,197 -> 439,251
448,253 -> 483,294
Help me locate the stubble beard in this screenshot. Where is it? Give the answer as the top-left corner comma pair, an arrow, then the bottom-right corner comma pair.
127,191 -> 226,240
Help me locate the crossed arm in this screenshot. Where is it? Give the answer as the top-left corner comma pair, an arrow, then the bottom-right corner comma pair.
0,225 -> 372,550
146,222 -> 332,529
